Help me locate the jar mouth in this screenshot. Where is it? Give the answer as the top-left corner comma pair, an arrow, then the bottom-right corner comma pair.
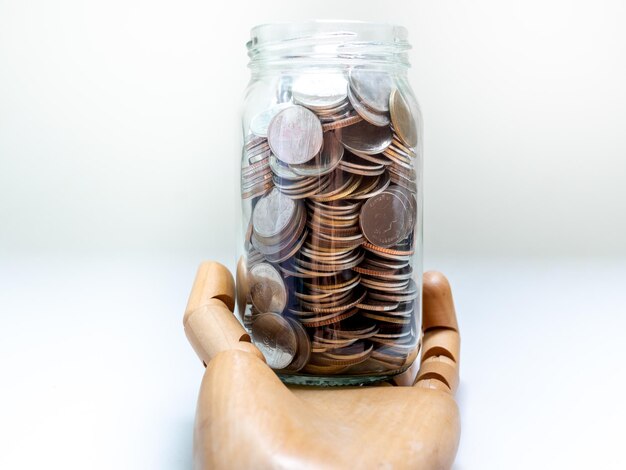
247,20 -> 411,71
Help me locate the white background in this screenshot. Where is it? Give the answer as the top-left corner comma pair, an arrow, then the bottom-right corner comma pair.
1,1 -> 626,469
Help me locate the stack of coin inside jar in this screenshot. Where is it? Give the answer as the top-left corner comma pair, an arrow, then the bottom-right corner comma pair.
239,68 -> 421,381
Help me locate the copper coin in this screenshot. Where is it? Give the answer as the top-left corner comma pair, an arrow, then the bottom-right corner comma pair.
241,182 -> 273,200
360,277 -> 410,291
305,272 -> 361,293
365,255 -> 410,270
340,152 -> 385,172
391,137 -> 418,158
245,134 -> 266,149
304,289 -> 366,314
362,311 -> 411,325
350,150 -> 393,165
363,242 -> 414,256
298,307 -> 359,328
356,299 -> 400,312
324,343 -> 374,362
322,113 -> 363,131
369,288 -> 418,304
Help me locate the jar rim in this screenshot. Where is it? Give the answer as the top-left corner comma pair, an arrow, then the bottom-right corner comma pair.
247,20 -> 411,70
249,20 -> 408,45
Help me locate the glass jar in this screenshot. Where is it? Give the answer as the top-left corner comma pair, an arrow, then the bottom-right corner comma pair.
236,21 -> 423,386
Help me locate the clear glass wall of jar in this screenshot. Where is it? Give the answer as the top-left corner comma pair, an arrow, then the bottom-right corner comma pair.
236,21 -> 423,386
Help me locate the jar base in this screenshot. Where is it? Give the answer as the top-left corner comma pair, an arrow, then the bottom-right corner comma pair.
278,371 -> 402,387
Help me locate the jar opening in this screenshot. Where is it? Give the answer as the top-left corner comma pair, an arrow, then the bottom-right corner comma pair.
247,20 -> 411,72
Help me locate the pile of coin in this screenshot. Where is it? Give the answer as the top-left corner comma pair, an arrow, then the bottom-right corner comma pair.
239,68 -> 421,377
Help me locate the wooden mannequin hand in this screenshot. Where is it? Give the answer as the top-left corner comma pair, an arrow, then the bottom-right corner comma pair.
184,261 -> 461,469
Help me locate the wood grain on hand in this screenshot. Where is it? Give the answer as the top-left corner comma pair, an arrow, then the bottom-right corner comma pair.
184,264 -> 461,469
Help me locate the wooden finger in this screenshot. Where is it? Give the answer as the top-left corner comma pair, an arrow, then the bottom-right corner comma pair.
421,328 -> 460,364
414,378 -> 452,393
184,299 -> 263,365
186,261 -> 236,314
422,271 -> 458,331
415,356 -> 459,393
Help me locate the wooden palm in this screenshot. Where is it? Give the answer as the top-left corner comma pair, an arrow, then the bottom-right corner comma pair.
184,262 -> 461,469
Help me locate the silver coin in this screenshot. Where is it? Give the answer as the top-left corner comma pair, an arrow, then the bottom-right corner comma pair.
385,185 -> 417,240
389,86 -> 418,148
292,73 -> 348,110
348,67 -> 393,113
250,312 -> 297,369
269,155 -> 307,181
250,103 -> 293,138
252,188 -> 297,239
347,84 -> 390,127
359,191 -> 409,248
248,262 -> 288,313
267,105 -> 323,165
281,318 -> 311,372
336,120 -> 392,155
290,131 -> 344,176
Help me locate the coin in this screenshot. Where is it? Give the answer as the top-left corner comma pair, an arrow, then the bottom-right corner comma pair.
336,120 -> 392,155
250,312 -> 298,369
250,103 -> 293,138
360,191 -> 408,248
338,152 -> 386,176
292,73 -> 348,110
385,185 -> 416,241
269,155 -> 307,181
267,105 -> 323,165
347,84 -> 390,127
351,172 -> 391,200
280,318 -> 311,372
389,86 -> 418,148
241,181 -> 273,200
241,68 -> 422,378
322,113 -> 363,131
363,242 -> 414,256
252,188 -> 299,240
298,306 -> 359,328
323,343 -> 373,363
248,262 -> 288,314
252,206 -> 305,256
264,228 -> 308,264
348,67 -> 393,113
290,131 -> 344,177
356,299 -> 400,311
